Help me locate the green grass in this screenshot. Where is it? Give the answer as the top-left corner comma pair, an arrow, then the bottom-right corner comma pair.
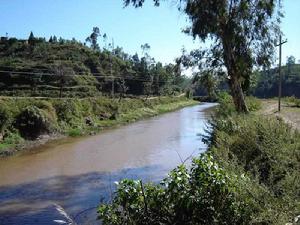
284,96 -> 300,108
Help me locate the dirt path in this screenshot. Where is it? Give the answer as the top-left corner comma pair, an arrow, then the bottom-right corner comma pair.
259,99 -> 300,131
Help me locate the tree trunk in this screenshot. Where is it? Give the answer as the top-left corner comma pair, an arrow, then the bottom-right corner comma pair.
229,75 -> 249,113
222,36 -> 249,113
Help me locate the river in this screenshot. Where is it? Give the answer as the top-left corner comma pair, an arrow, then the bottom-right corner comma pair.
0,102 -> 216,225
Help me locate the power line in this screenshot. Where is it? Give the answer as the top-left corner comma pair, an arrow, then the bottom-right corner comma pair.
0,70 -> 171,83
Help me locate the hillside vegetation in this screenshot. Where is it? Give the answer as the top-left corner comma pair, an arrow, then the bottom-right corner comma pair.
0,34 -> 189,97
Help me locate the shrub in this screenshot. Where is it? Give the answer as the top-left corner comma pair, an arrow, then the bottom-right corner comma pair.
208,114 -> 300,223
216,91 -> 236,117
245,96 -> 262,111
0,105 -> 10,133
33,100 -> 57,121
53,100 -> 82,125
98,154 -> 250,225
216,93 -> 262,117
67,128 -> 83,137
14,106 -> 55,139
285,96 -> 300,108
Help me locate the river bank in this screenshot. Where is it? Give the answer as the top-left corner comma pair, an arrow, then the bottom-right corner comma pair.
98,96 -> 300,225
0,102 -> 215,225
0,96 -> 197,157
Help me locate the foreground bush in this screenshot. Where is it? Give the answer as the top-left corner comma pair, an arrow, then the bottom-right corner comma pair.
98,154 -> 250,225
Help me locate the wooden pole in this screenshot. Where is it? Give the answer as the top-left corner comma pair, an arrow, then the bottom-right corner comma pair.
276,35 -> 287,112
278,35 -> 282,112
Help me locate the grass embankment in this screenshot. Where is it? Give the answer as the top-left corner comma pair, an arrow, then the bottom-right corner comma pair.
0,96 -> 197,156
98,95 -> 300,225
209,95 -> 300,224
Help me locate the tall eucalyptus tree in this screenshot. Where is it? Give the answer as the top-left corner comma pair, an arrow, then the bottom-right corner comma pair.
124,0 -> 280,112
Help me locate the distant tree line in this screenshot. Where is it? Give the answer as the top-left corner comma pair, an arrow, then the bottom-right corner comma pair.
190,55 -> 300,100
250,56 -> 300,98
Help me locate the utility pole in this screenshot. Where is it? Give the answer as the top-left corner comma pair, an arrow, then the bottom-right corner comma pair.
110,38 -> 115,97
276,35 -> 287,112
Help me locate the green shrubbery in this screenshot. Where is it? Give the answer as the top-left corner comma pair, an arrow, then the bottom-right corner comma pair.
98,96 -> 299,225
0,105 -> 10,133
207,96 -> 300,224
285,96 -> 300,108
216,92 -> 262,117
99,154 -> 251,225
15,106 -> 56,139
208,114 -> 300,224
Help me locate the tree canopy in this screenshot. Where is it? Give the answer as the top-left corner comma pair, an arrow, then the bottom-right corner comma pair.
124,0 -> 280,112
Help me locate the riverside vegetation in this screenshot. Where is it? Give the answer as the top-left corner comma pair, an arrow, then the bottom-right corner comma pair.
0,96 -> 196,156
98,94 -> 300,225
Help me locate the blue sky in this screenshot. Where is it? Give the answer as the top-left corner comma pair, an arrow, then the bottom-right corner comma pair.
1,0 -> 299,65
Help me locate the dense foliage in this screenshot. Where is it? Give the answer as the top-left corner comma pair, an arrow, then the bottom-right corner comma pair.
208,98 -> 300,224
0,33 -> 190,97
124,0 -> 280,112
98,95 -> 300,225
250,63 -> 300,98
99,154 -> 251,225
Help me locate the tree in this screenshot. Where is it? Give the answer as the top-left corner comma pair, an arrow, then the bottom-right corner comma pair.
117,78 -> 129,101
52,63 -> 74,98
124,0 -> 280,113
86,27 -> 101,51
141,43 -> 151,57
193,71 -> 218,100
103,33 -> 108,49
287,55 -> 296,65
52,35 -> 58,43
286,55 -> 296,76
28,31 -> 35,45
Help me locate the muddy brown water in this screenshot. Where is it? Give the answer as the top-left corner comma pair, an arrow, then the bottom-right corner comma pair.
0,103 -> 217,225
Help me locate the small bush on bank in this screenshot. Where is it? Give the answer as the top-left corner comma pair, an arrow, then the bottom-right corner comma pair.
67,128 -> 83,137
0,105 -> 11,133
285,96 -> 300,108
216,92 -> 262,117
52,100 -> 84,125
245,96 -> 262,111
14,106 -> 56,139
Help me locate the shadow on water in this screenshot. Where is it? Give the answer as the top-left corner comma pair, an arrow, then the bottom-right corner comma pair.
0,165 -> 164,225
